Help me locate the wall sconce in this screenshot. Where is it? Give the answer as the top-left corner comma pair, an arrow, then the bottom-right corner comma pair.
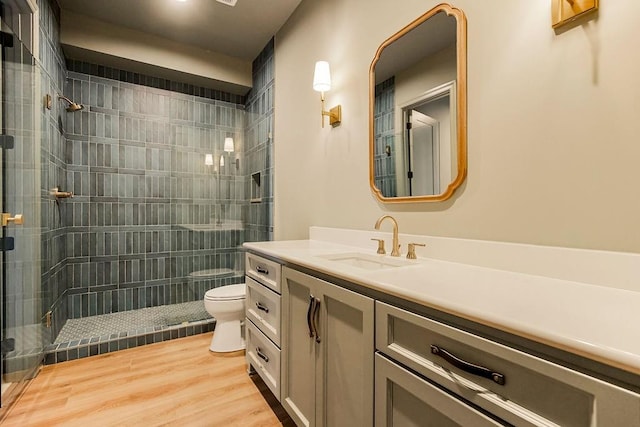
223,137 -> 234,153
223,137 -> 239,169
205,153 -> 214,166
313,61 -> 342,128
551,0 -> 598,29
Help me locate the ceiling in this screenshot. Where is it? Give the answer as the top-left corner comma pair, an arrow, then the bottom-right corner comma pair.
374,12 -> 457,84
57,0 -> 302,61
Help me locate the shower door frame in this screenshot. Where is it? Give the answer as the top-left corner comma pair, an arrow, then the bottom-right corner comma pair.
0,0 -> 40,413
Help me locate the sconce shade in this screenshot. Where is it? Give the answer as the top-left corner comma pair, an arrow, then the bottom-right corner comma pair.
223,137 -> 234,152
219,155 -> 225,167
313,61 -> 332,92
205,153 -> 214,166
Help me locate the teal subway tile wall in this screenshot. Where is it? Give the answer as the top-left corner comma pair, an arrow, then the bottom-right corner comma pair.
37,0 -> 274,358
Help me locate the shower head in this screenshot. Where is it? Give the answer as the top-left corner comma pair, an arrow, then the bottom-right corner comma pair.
58,94 -> 84,112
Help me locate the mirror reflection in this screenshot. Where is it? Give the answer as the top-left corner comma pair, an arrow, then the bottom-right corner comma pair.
370,4 -> 467,202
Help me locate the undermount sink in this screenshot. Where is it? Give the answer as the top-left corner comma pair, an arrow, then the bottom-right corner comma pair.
317,253 -> 414,270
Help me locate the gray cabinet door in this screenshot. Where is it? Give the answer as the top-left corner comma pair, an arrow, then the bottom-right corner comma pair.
316,274 -> 374,427
282,267 -> 317,427
375,354 -> 505,427
282,267 -> 375,427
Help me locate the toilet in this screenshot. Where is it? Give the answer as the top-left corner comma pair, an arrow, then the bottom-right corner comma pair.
204,283 -> 247,352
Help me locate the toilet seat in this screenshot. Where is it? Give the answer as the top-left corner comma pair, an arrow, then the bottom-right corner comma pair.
205,283 -> 246,301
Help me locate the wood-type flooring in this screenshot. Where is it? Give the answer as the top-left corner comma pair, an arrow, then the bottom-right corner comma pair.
1,333 -> 293,426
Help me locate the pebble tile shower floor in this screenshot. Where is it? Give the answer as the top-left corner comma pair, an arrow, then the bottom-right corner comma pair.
45,301 -> 216,365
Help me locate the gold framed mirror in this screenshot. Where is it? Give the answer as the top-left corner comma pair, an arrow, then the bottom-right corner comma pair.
369,3 -> 467,203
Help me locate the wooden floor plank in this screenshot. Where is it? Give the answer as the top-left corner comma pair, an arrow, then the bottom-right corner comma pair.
1,333 -> 294,427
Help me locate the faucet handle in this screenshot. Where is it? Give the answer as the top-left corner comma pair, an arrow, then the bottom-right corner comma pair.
371,238 -> 386,255
406,243 -> 426,259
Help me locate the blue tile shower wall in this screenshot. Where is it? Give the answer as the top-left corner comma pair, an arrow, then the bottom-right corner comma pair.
62,71 -> 246,319
38,0 -> 275,333
373,77 -> 397,197
39,0 -> 71,340
244,38 -> 274,243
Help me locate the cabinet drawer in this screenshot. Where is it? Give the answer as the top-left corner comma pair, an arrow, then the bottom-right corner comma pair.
376,302 -> 640,427
246,319 -> 281,401
246,277 -> 281,347
246,252 -> 281,293
375,353 -> 505,427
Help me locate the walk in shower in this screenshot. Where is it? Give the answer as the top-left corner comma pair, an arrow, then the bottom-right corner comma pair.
0,0 -> 274,412
41,49 -> 274,364
42,69 -> 249,360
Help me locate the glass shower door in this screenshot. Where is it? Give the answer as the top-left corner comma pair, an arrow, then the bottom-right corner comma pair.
0,3 -> 43,411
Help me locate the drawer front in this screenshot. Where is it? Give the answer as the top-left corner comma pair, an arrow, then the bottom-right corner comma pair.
376,302 -> 640,427
246,319 -> 281,401
246,252 -> 281,293
375,353 -> 505,427
246,277 -> 281,347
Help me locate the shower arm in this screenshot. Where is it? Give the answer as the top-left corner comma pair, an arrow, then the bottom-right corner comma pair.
57,94 -> 84,112
58,94 -> 74,105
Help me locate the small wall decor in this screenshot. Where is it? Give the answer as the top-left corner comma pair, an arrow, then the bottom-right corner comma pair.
552,0 -> 598,29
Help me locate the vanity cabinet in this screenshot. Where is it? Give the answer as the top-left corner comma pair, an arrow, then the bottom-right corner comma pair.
245,253 -> 282,400
244,248 -> 640,427
281,266 -> 374,427
375,301 -> 640,427
375,353 -> 503,426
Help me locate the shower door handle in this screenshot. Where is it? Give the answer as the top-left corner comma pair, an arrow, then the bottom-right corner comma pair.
1,213 -> 24,226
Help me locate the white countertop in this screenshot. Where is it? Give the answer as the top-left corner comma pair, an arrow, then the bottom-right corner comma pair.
244,239 -> 640,376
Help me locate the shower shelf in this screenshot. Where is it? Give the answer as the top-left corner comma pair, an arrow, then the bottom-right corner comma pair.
178,221 -> 243,232
188,268 -> 235,279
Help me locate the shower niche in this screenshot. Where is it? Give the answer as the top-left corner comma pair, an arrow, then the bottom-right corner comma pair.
251,172 -> 262,203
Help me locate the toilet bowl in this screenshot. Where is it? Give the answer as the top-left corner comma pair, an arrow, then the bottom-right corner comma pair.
204,283 -> 246,352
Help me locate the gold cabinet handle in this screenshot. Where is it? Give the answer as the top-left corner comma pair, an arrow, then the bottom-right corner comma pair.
1,213 -> 24,226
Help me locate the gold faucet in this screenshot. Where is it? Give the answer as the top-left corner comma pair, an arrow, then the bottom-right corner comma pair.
374,215 -> 401,257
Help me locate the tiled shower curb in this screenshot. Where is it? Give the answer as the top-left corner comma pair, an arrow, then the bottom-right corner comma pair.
44,318 -> 216,365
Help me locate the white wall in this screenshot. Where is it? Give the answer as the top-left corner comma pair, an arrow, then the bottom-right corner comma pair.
274,0 -> 640,253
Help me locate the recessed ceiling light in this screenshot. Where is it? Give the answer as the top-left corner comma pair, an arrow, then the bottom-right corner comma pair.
216,0 -> 238,6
